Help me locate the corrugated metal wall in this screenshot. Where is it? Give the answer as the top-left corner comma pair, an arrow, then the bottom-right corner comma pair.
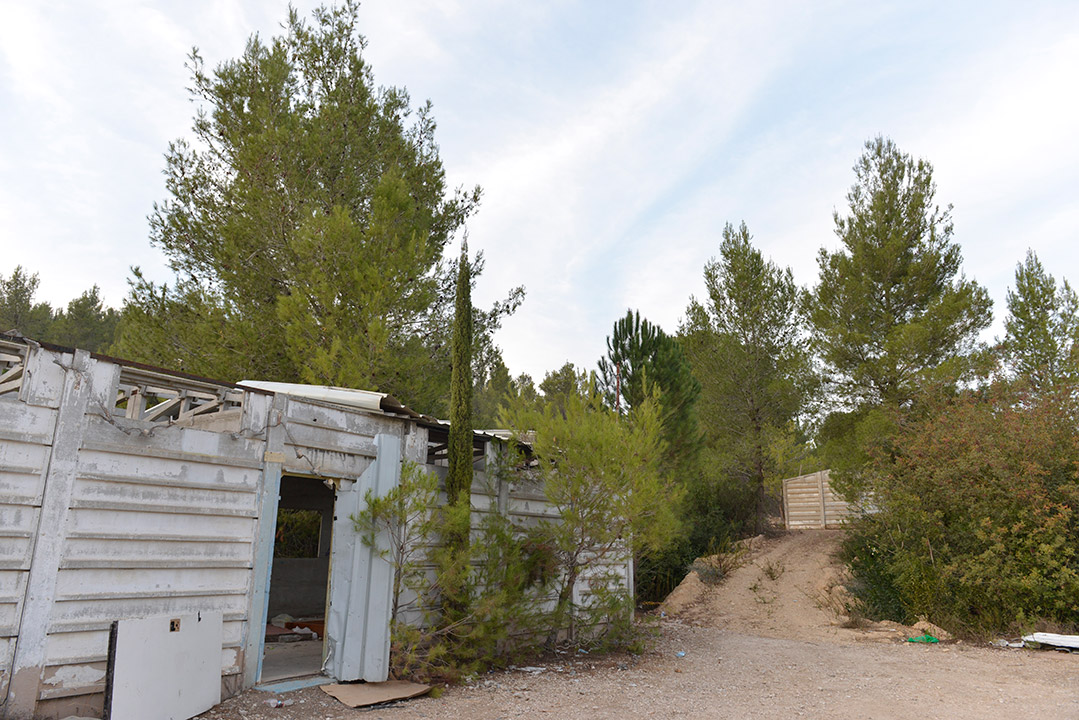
0,347 -> 272,719
782,470 -> 854,529
43,415 -> 267,712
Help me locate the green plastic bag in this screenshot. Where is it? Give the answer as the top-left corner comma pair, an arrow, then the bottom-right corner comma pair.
907,633 -> 939,644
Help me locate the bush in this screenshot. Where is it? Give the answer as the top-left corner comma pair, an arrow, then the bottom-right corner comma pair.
635,453 -> 760,603
839,515 -> 913,625
274,509 -> 321,558
353,404 -> 671,682
843,381 -> 1079,637
353,462 -> 549,681
503,385 -> 680,647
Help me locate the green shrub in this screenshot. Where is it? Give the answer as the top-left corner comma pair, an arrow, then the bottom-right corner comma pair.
844,381 -> 1079,637
635,457 -> 759,603
839,515 -> 913,625
352,462 -> 550,681
273,509 -> 321,558
503,384 -> 680,647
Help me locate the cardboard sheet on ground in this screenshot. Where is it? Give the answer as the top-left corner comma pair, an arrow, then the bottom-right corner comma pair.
320,680 -> 431,707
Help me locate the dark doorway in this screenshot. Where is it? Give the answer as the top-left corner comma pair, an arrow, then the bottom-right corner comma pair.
261,475 -> 334,682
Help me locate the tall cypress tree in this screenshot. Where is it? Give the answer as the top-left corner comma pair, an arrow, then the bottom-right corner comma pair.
446,244 -> 474,505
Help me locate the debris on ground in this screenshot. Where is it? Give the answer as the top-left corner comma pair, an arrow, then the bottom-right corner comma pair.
1022,633 -> 1079,651
913,619 -> 952,641
990,638 -> 1024,648
907,634 -> 939,644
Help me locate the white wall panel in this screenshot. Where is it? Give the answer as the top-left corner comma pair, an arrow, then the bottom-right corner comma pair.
0,396 -> 54,705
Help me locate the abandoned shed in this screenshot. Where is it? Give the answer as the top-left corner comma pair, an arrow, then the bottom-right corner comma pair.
0,336 -> 590,719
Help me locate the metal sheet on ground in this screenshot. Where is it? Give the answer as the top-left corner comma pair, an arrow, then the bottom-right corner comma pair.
1024,632 -> 1079,649
106,612 -> 223,720
320,680 -> 430,707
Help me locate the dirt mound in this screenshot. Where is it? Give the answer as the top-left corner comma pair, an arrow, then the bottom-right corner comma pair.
662,530 -> 922,644
658,534 -> 767,616
658,569 -> 707,615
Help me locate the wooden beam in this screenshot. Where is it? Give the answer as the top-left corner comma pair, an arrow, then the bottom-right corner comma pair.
178,398 -> 222,421
143,397 -> 183,422
0,364 -> 23,394
125,387 -> 146,420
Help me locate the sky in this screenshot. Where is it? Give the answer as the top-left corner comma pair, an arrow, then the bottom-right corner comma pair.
1,1 -> 1077,382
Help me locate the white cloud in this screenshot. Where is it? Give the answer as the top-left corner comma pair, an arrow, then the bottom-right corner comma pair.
1,0 -> 1076,385
456,2 -> 821,377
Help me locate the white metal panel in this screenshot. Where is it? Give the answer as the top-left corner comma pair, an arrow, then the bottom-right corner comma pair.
18,347 -> 68,408
6,349 -> 100,718
106,611 -> 223,720
325,434 -> 400,682
0,434 -> 51,505
245,393 -> 284,688
238,381 -> 388,414
280,398 -> 397,478
0,397 -> 55,702
0,398 -> 58,446
67,508 -> 254,543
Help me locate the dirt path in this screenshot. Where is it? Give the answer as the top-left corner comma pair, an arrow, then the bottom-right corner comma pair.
201,531 -> 1079,719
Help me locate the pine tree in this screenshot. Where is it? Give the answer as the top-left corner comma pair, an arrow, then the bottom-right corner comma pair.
809,137 -> 992,408
682,222 -> 815,530
112,2 -> 522,412
473,356 -> 513,428
50,286 -> 120,352
502,383 -> 679,642
539,362 -> 589,407
1001,249 -> 1079,390
0,267 -> 119,352
808,137 -> 992,486
0,267 -> 53,339
597,310 -> 700,470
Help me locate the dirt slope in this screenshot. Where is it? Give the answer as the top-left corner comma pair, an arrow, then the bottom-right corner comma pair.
669,530 -> 851,638
664,530 -> 932,643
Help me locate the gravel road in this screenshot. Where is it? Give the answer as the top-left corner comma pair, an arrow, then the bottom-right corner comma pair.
200,531 -> 1079,720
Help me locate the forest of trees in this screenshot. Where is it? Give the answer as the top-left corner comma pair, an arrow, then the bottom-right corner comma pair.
471,137 -> 1079,622
0,266 -> 119,353
3,3 -> 1076,638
